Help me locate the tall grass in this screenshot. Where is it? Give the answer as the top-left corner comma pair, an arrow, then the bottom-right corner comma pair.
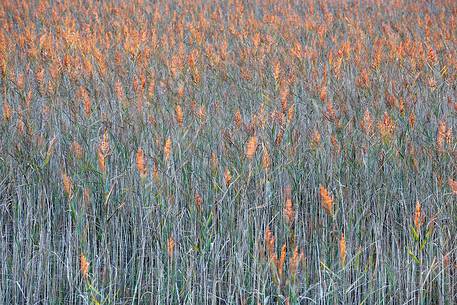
0,0 -> 456,304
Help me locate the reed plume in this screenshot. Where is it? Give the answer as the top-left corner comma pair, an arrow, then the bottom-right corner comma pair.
2,101 -> 11,121
277,244 -> 287,277
319,185 -> 333,216
164,138 -> 172,161
167,236 -> 175,258
194,192 -> 203,210
80,254 -> 89,280
437,120 -> 446,152
264,226 -> 275,258
136,147 -> 147,178
289,246 -> 303,276
339,233 -> 346,266
284,186 -> 294,225
175,104 -> 183,127
224,168 -> 232,187
246,136 -> 258,160
414,201 -> 422,231
448,178 -> 457,194
97,148 -> 106,173
262,145 -> 270,171
378,112 -> 395,143
62,173 -> 73,199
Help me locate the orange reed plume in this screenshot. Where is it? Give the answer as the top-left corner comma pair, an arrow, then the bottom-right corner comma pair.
289,246 -> 303,277
175,104 -> 183,127
210,152 -> 218,174
331,133 -> 341,155
324,101 -> 337,122
197,105 -> 206,121
79,86 -> 91,118
436,120 -> 452,152
80,254 -> 89,280
246,136 -> 258,160
97,149 -> 106,173
319,85 -> 327,102
98,131 -> 110,171
378,112 -> 395,143
427,48 -> 436,64
264,225 -> 276,258
262,145 -> 270,171
448,178 -> 457,194
2,101 -> 11,121
408,113 -> 415,129
284,186 -> 295,225
194,192 -> 203,210
414,201 -> 422,231
275,130 -> 284,146
167,236 -> 175,258
164,137 -> 172,161
277,244 -> 287,277
136,147 -> 147,178
339,232 -> 346,266
319,185 -> 333,216
62,173 -> 73,199
224,168 -> 232,187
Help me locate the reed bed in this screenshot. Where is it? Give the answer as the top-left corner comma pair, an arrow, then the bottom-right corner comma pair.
0,0 -> 456,304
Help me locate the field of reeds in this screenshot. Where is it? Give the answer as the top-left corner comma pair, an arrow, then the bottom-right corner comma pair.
0,0 -> 456,304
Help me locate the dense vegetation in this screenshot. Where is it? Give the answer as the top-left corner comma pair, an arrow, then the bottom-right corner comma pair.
0,0 -> 456,304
